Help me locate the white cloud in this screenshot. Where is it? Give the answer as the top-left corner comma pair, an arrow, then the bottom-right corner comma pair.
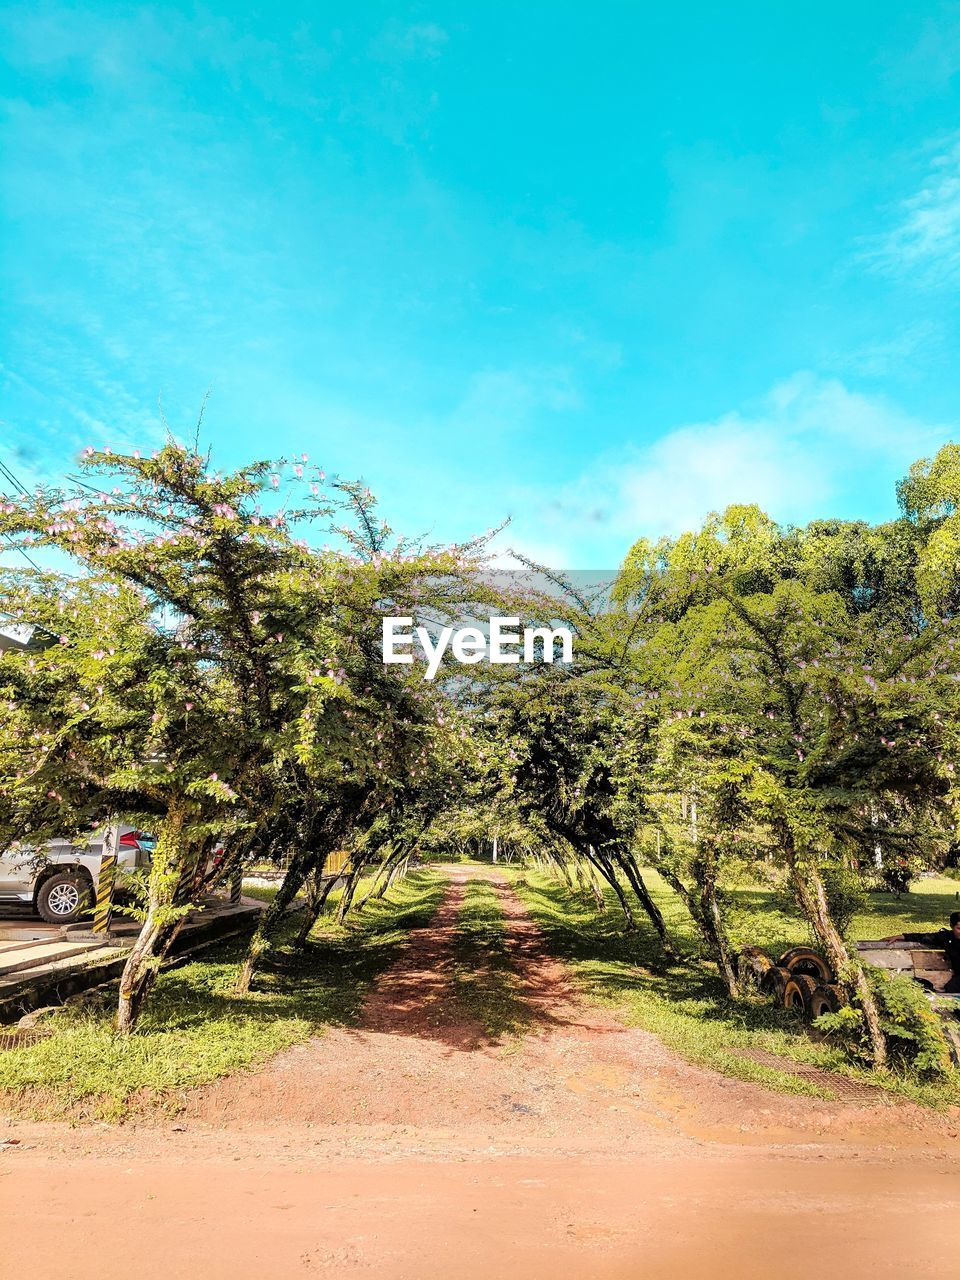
486,532 -> 574,572
522,373 -> 952,561
863,135 -> 960,281
827,321 -> 942,377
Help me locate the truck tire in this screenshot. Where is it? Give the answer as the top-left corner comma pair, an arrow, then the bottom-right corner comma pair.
36,871 -> 91,924
776,946 -> 832,982
783,974 -> 819,1019
807,982 -> 845,1020
760,965 -> 792,1004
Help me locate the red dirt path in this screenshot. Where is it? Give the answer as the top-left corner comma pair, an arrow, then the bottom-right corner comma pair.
4,865 -> 960,1279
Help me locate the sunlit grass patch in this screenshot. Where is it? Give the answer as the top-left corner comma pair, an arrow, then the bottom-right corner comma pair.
514,870 -> 960,1108
452,879 -> 531,1040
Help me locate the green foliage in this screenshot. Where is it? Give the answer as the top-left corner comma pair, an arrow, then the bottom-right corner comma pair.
4,438 -> 960,1075
815,969 -> 954,1078
0,441 -> 494,1022
767,862 -> 868,945
875,853 -> 923,897
817,864 -> 867,938
898,441 -> 960,617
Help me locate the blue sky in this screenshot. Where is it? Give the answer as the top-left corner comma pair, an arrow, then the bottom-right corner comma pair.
2,3 -> 960,567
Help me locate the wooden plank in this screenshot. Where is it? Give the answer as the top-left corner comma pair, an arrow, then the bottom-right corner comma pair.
915,970 -> 954,991
908,950 -> 950,970
857,948 -> 914,969
0,940 -> 107,977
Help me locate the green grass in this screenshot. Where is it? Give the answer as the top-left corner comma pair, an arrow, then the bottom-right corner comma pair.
723,873 -> 960,959
451,879 -> 530,1040
512,868 -> 960,1108
238,881 -> 298,905
0,868 -> 447,1121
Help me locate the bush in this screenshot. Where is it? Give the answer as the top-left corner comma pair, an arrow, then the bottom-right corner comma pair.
876,854 -> 918,897
815,968 -> 953,1078
819,863 -> 867,938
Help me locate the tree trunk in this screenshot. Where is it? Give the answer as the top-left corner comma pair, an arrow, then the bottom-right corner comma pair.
335,863 -> 364,924
585,860 -> 606,911
692,848 -> 740,997
612,849 -> 674,955
377,854 -> 407,899
646,827 -> 740,993
781,825 -> 887,1066
354,850 -> 402,913
571,856 -> 596,902
294,869 -> 342,947
553,853 -> 576,891
235,844 -> 317,994
116,799 -> 191,1035
583,846 -> 637,930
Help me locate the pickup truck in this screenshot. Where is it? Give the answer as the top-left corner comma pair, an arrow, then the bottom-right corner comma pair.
0,827 -> 154,923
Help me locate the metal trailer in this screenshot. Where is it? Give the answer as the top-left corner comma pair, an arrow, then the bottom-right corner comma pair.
736,936 -> 960,1065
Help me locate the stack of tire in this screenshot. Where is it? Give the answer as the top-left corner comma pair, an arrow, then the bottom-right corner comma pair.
737,945 -> 846,1022
738,943 -> 960,1066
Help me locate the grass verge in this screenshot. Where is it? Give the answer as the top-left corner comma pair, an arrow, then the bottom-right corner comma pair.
451,879 -> 530,1040
0,868 -> 446,1121
510,869 -> 960,1107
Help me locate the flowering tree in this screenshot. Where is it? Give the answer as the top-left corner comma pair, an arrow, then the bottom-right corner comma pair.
0,442 -> 487,1028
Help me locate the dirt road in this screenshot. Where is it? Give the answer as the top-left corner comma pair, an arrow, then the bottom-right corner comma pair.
4,865 -> 960,1278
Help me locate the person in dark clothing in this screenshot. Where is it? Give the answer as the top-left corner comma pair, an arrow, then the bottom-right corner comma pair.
898,911 -> 960,993
944,911 -> 960,992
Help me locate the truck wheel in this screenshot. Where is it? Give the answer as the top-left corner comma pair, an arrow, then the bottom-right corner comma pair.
807,982 -> 845,1020
760,965 -> 792,1004
36,872 -> 91,924
783,974 -> 819,1019
776,947 -> 832,982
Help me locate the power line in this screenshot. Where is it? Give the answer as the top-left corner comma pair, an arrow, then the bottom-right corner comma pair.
0,455 -> 43,571
0,459 -> 30,498
0,530 -> 43,574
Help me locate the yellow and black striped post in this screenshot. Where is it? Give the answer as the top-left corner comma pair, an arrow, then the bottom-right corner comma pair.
229,866 -> 243,906
92,825 -> 120,934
